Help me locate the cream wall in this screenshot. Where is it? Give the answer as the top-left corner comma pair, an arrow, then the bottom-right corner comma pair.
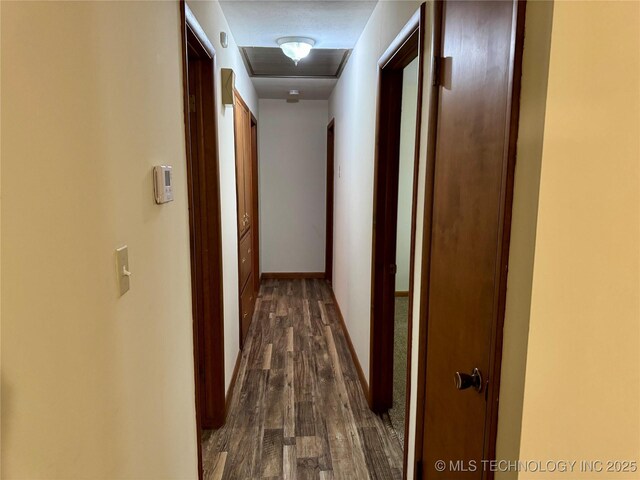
1,1 -> 255,478
258,99 -> 328,274
516,1 -> 640,477
186,0 -> 258,393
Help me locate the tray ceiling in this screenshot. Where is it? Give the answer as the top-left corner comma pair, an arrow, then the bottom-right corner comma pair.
241,47 -> 351,78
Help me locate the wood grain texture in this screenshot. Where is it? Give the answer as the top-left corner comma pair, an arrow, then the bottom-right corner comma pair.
261,272 -> 326,280
327,287 -> 370,402
202,279 -> 403,479
415,1 -> 526,477
224,351 -> 242,413
234,90 -> 258,349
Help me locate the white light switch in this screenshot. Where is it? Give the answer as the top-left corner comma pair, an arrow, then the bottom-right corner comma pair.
116,246 -> 131,296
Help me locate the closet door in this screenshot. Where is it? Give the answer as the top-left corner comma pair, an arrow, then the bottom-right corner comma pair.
233,96 -> 247,234
242,112 -> 253,233
233,91 -> 256,348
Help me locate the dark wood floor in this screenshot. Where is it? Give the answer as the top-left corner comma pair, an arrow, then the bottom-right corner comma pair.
202,278 -> 403,480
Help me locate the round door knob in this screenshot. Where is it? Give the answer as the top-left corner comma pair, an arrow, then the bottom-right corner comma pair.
454,367 -> 483,392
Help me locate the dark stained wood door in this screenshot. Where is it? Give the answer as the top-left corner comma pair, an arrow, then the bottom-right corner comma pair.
242,111 -> 253,232
419,1 -> 525,478
234,99 -> 248,235
233,91 -> 258,347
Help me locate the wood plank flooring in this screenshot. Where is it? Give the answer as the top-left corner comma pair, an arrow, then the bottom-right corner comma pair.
202,278 -> 403,480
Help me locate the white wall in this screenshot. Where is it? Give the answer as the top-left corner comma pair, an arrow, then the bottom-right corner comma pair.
258,99 -> 328,273
328,2 -> 428,479
328,0 -> 421,381
1,1 -> 256,477
186,0 -> 258,392
395,57 -> 419,293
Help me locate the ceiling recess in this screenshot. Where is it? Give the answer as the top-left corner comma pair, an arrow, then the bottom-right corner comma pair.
241,47 -> 351,78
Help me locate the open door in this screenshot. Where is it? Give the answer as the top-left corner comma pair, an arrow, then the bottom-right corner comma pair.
414,1 -> 526,478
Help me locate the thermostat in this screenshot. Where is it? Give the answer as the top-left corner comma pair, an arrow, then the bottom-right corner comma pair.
153,165 -> 174,204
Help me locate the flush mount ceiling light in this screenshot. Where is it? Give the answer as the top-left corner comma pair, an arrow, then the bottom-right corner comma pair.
277,37 -> 315,66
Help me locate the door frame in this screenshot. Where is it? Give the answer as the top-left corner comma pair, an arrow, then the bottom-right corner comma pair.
369,4 -> 426,474
412,0 -> 527,477
250,113 -> 260,293
180,2 -> 226,478
325,118 -> 335,284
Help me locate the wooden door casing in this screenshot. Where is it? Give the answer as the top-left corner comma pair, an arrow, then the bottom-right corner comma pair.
370,6 -> 426,419
325,119 -> 335,284
180,6 -> 227,478
250,116 -> 260,294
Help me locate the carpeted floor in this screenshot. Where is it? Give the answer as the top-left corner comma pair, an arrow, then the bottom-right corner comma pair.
389,296 -> 409,449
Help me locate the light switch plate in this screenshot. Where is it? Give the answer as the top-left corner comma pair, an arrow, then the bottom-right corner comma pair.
116,246 -> 130,296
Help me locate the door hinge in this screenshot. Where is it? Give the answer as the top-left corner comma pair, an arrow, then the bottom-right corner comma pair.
433,55 -> 441,87
434,56 -> 452,89
189,94 -> 196,113
389,264 -> 397,275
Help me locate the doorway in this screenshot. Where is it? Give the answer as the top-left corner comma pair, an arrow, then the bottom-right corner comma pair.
325,119 -> 335,284
250,115 -> 260,294
369,4 -> 427,473
180,2 -> 226,478
388,55 -> 420,449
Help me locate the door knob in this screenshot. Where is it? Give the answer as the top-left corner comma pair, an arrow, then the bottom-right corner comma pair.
454,368 -> 483,392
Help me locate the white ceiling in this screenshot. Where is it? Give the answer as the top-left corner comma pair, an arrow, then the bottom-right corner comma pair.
220,1 -> 377,49
220,1 -> 377,100
253,77 -> 337,100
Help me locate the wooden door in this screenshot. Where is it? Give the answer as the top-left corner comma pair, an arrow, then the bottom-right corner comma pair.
418,1 -> 525,478
242,111 -> 253,232
234,97 -> 248,235
234,92 -> 258,347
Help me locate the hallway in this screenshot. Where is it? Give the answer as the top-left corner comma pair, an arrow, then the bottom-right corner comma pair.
202,279 -> 403,479
3,1 -> 640,479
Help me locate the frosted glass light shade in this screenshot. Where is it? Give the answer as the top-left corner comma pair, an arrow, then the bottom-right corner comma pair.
277,37 -> 315,66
